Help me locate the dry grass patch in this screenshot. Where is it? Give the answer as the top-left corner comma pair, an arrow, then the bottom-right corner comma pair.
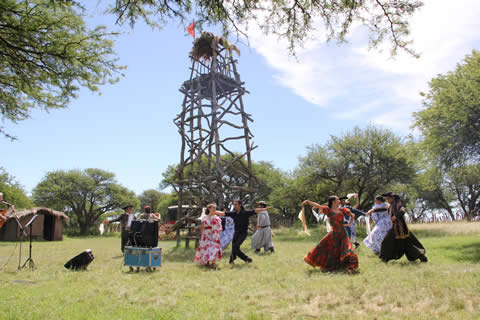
409,221 -> 480,235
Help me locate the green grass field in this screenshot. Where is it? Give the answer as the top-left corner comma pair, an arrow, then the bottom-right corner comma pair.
1,222 -> 479,320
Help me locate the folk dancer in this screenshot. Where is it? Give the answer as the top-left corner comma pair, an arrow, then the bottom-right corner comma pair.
363,196 -> 392,255
220,215 -> 235,251
217,200 -> 265,264
194,203 -> 223,269
303,197 -> 358,273
251,201 -> 274,253
379,192 -> 428,263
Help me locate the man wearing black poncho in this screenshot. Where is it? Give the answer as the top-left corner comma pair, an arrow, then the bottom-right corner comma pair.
379,192 -> 428,263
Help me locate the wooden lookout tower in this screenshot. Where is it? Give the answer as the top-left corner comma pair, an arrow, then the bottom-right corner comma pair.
173,32 -> 258,221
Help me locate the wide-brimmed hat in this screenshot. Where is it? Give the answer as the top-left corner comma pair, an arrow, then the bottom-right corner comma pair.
257,201 -> 268,206
122,205 -> 133,210
381,192 -> 394,197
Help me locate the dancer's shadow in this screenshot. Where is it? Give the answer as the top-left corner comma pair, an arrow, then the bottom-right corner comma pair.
304,268 -> 358,277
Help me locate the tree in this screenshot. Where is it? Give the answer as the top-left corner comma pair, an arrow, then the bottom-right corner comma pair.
447,164 -> 480,221
1,0 -> 122,139
33,168 -> 138,235
139,189 -> 172,212
161,157 -> 286,209
110,0 -> 423,55
413,50 -> 480,167
0,167 -> 33,209
252,161 -> 285,203
297,126 -> 416,210
269,173 -> 320,224
391,139 -> 456,222
393,167 -> 455,222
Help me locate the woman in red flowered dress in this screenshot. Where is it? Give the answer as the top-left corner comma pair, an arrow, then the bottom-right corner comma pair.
302,196 -> 359,273
194,203 -> 223,269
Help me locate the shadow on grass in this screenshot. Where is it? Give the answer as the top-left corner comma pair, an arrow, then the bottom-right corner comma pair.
385,260 -> 426,267
304,268 -> 359,277
409,229 -> 450,238
228,262 -> 255,270
437,240 -> 480,263
164,247 -> 196,262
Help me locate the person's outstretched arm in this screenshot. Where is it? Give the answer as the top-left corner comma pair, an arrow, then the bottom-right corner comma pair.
302,200 -> 324,211
353,193 -> 360,209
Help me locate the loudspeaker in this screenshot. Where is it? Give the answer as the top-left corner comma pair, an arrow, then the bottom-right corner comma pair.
64,249 -> 94,270
128,220 -> 158,248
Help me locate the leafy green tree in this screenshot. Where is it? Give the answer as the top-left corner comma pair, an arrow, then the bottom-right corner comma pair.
0,167 -> 33,209
390,139 -> 456,221
1,0 -> 122,139
33,168 -> 138,235
269,173 -> 317,224
447,164 -> 480,221
252,161 -> 285,203
161,157 -> 285,209
392,167 -> 455,222
110,0 -> 422,55
139,189 -> 174,213
297,126 -> 415,210
156,192 -> 178,221
413,50 -> 480,167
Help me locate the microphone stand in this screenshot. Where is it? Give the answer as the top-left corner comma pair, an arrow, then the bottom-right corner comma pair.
12,213 -> 28,270
21,214 -> 38,270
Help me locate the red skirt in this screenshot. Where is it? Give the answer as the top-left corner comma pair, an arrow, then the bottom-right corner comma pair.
304,230 -> 358,271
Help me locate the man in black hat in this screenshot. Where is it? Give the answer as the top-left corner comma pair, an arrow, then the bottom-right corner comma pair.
104,205 -> 135,253
379,192 -> 427,262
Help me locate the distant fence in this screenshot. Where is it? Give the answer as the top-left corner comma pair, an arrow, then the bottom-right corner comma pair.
104,222 -> 122,233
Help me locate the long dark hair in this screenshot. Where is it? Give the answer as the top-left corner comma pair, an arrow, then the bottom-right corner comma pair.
327,196 -> 338,208
392,194 -> 403,210
233,200 -> 244,210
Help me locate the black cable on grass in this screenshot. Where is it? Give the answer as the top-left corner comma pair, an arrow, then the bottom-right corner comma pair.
0,241 -> 19,271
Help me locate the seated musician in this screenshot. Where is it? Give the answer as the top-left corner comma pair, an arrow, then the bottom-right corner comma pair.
0,192 -> 15,224
138,205 -> 161,221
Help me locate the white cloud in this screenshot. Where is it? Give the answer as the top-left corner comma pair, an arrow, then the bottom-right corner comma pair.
247,0 -> 480,133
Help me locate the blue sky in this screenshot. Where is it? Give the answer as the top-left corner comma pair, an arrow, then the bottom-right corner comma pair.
2,0 -> 480,196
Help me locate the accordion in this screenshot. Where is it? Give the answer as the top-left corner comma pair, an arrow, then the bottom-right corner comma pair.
128,220 -> 158,248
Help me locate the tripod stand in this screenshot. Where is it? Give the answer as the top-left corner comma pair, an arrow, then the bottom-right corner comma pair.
11,214 -> 29,271
21,214 -> 38,270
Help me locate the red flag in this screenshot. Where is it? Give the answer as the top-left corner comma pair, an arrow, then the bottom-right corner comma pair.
187,22 -> 195,38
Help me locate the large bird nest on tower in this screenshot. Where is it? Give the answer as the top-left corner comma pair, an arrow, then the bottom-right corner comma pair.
190,32 -> 240,61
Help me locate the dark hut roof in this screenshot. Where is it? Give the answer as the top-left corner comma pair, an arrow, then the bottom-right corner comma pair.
11,207 -> 69,222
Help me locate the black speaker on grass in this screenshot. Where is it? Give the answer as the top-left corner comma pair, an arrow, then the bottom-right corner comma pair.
64,249 -> 94,270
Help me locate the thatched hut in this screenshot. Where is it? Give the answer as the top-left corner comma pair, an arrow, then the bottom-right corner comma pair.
0,207 -> 69,241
